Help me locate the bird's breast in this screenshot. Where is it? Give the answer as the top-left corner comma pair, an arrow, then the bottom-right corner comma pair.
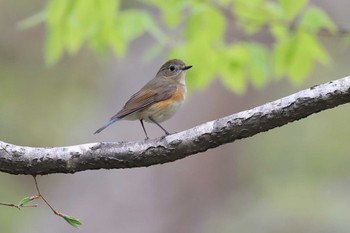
142,85 -> 186,123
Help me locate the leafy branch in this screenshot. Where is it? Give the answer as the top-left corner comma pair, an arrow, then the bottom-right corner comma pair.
32,176 -> 83,228
20,0 -> 340,91
0,197 -> 38,210
0,177 -> 82,228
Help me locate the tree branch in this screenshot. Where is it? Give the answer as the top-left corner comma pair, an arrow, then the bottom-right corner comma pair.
1,76 -> 349,175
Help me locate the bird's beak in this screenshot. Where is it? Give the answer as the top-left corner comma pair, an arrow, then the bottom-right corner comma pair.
182,65 -> 192,70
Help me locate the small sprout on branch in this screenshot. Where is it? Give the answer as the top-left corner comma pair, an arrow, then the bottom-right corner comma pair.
0,195 -> 39,210
32,176 -> 83,228
61,214 -> 83,229
18,195 -> 40,208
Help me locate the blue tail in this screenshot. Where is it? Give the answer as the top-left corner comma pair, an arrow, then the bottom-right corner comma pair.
94,118 -> 121,134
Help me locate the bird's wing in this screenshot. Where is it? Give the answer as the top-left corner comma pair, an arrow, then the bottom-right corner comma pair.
111,81 -> 177,119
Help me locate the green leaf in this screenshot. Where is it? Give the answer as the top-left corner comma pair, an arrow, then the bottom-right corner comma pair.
99,0 -> 119,24
273,30 -> 329,82
89,33 -> 108,56
62,214 -> 83,228
279,0 -> 307,19
168,40 -> 217,90
46,0 -> 70,25
182,53 -> 214,90
45,28 -> 64,65
219,44 -> 249,94
17,195 -> 39,207
186,7 -> 225,43
110,29 -> 125,56
118,10 -> 149,41
247,43 -> 270,88
162,4 -> 182,28
265,1 -> 285,20
301,33 -> 329,65
65,19 -> 83,55
287,32 -> 314,83
146,0 -> 187,28
111,10 -> 159,56
270,23 -> 289,40
298,7 -> 337,33
287,32 -> 329,83
221,64 -> 246,94
233,0 -> 269,34
97,0 -> 118,41
18,197 -> 31,207
44,0 -> 71,64
273,38 -> 290,78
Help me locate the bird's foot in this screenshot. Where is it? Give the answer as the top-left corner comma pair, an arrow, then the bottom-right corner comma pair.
160,132 -> 172,140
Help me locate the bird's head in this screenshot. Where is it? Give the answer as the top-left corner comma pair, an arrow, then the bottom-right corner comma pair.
157,59 -> 192,79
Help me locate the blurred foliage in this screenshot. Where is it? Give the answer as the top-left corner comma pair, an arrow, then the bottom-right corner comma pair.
21,0 -> 338,93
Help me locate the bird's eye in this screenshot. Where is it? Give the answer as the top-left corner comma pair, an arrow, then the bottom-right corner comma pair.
169,65 -> 175,71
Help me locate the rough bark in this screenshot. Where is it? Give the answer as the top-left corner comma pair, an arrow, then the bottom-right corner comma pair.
1,76 -> 349,175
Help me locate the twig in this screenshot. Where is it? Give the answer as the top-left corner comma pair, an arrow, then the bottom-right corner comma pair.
33,176 -> 62,216
32,176 -> 83,227
0,200 -> 38,209
0,202 -> 21,210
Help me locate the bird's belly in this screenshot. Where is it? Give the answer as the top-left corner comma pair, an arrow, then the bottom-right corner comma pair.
142,98 -> 184,123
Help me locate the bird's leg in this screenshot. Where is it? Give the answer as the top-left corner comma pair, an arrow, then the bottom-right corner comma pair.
149,117 -> 171,136
140,120 -> 149,140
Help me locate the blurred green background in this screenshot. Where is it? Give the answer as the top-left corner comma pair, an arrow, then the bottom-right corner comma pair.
1,0 -> 350,232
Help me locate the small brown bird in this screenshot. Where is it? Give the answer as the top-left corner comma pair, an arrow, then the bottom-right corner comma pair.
94,59 -> 192,139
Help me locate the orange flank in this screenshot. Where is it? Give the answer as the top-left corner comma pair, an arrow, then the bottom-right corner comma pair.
156,87 -> 184,108
139,86 -> 185,123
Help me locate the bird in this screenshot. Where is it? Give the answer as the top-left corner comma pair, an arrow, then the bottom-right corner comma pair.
94,59 -> 192,139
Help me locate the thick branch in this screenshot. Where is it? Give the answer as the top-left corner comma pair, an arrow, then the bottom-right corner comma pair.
1,76 -> 349,175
